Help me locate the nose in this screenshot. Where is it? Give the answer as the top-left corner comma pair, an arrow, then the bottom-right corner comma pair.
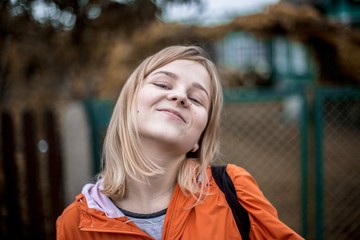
168,91 -> 190,107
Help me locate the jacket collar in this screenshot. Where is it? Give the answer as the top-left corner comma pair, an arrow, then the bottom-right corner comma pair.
81,179 -> 124,218
76,180 -> 197,237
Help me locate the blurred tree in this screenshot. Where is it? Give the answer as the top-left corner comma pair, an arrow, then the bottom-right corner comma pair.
0,0 -> 202,102
0,0 -> 203,32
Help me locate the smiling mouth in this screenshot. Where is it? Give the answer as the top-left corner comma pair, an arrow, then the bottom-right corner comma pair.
158,109 -> 187,123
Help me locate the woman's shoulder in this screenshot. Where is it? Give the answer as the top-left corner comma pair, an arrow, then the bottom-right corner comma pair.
57,194 -> 83,224
223,163 -> 278,215
209,163 -> 260,195
225,164 -> 258,186
56,195 -> 84,239
226,163 -> 250,175
223,164 -> 269,204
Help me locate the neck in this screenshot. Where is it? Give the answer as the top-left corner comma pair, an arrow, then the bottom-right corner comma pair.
114,164 -> 179,214
114,139 -> 186,214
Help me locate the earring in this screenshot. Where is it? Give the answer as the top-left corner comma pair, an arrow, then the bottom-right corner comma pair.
191,143 -> 199,152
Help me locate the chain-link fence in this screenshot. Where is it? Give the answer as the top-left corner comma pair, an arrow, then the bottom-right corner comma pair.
314,89 -> 360,240
219,87 -> 360,239
218,88 -> 307,236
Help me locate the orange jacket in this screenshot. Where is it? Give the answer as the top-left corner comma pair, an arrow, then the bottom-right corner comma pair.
56,164 -> 304,239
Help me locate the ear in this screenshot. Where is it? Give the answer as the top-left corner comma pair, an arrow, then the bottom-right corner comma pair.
191,143 -> 199,152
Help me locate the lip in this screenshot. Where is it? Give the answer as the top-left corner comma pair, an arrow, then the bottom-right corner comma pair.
157,108 -> 187,123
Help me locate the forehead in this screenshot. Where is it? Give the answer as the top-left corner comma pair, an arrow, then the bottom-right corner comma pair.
155,59 -> 205,72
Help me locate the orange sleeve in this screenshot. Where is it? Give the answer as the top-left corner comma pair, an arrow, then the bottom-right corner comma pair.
226,164 -> 304,240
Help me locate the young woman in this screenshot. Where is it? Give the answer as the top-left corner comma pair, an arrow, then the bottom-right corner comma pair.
56,45 -> 304,239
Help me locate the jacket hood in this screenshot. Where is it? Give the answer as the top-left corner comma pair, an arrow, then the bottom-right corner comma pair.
81,179 -> 125,218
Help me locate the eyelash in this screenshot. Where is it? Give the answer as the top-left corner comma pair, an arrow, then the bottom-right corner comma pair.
154,83 -> 170,90
189,97 -> 202,105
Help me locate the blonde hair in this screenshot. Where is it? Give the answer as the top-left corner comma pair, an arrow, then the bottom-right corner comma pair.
99,45 -> 223,202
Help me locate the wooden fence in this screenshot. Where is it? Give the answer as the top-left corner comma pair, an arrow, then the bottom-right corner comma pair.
0,109 -> 64,240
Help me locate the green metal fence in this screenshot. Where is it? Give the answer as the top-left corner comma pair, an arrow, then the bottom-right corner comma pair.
220,87 -> 308,237
83,98 -> 114,174
314,88 -> 360,240
220,87 -> 360,239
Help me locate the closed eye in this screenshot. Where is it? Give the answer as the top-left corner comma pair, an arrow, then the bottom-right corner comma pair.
153,83 -> 171,90
189,97 -> 202,106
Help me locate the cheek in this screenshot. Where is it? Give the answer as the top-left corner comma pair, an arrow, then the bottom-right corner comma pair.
137,89 -> 157,108
195,111 -> 209,132
136,91 -> 150,111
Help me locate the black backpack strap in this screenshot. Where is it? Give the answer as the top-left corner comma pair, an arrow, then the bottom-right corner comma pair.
211,165 -> 250,240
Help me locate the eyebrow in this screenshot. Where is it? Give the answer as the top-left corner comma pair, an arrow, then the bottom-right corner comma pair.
153,70 -> 178,80
153,70 -> 209,98
192,82 -> 209,98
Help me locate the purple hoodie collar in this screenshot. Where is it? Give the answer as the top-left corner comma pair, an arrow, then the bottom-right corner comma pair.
81,179 -> 125,218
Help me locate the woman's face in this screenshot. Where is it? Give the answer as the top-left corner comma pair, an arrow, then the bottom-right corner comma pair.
136,59 -> 211,154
